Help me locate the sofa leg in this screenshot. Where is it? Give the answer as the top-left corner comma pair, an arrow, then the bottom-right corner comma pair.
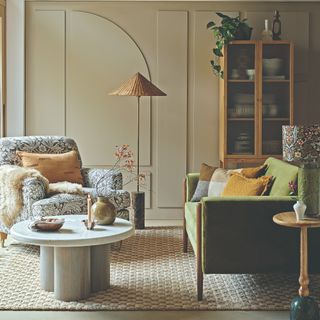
183,217 -> 188,253
196,203 -> 203,301
197,265 -> 203,301
182,177 -> 188,253
0,232 -> 7,248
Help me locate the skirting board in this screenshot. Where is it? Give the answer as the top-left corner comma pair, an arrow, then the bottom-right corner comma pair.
145,219 -> 183,227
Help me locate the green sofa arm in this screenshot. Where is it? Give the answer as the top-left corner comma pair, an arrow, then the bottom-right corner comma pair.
199,196 -> 306,274
186,173 -> 199,202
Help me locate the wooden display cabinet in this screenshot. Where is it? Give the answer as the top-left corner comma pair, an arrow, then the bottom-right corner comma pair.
219,40 -> 294,168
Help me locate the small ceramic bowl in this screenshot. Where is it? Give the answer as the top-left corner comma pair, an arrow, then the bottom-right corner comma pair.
30,218 -> 65,232
263,58 -> 283,76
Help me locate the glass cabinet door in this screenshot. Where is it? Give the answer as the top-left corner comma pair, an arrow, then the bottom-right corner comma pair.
261,43 -> 292,156
226,43 -> 256,156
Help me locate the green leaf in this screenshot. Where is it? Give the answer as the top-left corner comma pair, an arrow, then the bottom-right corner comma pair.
213,48 -> 223,57
216,41 -> 223,50
216,12 -> 229,19
206,21 -> 216,29
213,65 -> 221,72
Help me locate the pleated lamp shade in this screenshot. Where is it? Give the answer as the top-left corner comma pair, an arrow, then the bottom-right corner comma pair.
109,72 -> 166,97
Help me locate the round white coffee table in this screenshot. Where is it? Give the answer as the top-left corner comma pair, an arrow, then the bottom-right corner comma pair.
11,215 -> 134,301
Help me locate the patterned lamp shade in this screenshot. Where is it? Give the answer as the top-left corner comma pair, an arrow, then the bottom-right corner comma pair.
282,125 -> 320,164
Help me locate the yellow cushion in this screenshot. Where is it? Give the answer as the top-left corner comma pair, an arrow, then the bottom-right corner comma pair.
240,164 -> 267,179
17,150 -> 83,184
222,173 -> 273,196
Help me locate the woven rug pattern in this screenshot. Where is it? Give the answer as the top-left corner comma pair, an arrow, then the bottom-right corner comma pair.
0,227 -> 320,310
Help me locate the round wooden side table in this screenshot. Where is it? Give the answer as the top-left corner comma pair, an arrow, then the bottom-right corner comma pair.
273,212 -> 320,320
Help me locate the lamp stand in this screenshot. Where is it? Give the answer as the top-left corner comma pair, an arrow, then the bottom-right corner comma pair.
137,96 -> 140,192
131,96 -> 145,229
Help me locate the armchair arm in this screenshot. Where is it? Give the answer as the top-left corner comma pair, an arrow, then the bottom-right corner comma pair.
22,177 -> 47,220
82,168 -> 123,190
107,190 -> 131,210
186,173 -> 200,202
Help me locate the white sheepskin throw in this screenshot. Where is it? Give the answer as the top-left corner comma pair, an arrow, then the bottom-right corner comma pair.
0,166 -> 85,228
48,182 -> 84,196
0,165 -> 49,228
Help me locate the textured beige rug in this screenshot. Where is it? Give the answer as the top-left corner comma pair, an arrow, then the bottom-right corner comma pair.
0,227 -> 319,311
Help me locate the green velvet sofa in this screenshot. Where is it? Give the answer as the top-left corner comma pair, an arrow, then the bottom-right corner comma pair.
183,157 -> 320,300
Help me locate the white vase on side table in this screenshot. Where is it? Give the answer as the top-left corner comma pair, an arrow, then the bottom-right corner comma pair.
294,200 -> 307,221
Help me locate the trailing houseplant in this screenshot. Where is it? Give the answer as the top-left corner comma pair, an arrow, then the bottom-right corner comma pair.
207,12 -> 253,78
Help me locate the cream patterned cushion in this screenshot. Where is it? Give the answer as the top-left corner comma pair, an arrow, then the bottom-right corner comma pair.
191,163 -> 216,202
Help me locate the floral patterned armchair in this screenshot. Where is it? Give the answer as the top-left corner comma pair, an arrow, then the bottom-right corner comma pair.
0,136 -> 131,236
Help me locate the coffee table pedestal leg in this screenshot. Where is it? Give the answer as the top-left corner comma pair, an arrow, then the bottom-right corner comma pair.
40,246 -> 54,292
290,227 -> 319,320
91,244 -> 110,292
54,246 -> 90,301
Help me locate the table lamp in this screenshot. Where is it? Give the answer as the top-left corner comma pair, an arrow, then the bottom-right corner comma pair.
109,72 -> 166,229
282,125 -> 320,216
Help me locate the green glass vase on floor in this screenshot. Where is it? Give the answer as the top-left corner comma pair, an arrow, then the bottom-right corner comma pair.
290,296 -> 319,320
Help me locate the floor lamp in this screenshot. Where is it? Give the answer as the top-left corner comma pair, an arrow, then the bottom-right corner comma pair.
109,72 -> 166,229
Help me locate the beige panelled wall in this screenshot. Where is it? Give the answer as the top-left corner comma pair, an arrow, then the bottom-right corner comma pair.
26,10 -> 66,136
25,1 -> 320,221
157,11 -> 188,207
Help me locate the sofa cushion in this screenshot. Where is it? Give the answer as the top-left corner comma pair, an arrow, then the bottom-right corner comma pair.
208,165 -> 268,197
264,157 -> 298,196
191,163 -> 216,201
208,168 -> 230,197
222,174 -> 273,196
241,164 -> 267,178
17,150 -> 83,184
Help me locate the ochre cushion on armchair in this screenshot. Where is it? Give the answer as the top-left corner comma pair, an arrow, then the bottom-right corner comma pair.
17,150 -> 83,184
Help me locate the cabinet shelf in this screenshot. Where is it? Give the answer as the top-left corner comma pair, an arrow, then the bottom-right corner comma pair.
263,79 -> 290,83
263,118 -> 290,121
228,118 -> 254,121
228,79 -> 254,83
